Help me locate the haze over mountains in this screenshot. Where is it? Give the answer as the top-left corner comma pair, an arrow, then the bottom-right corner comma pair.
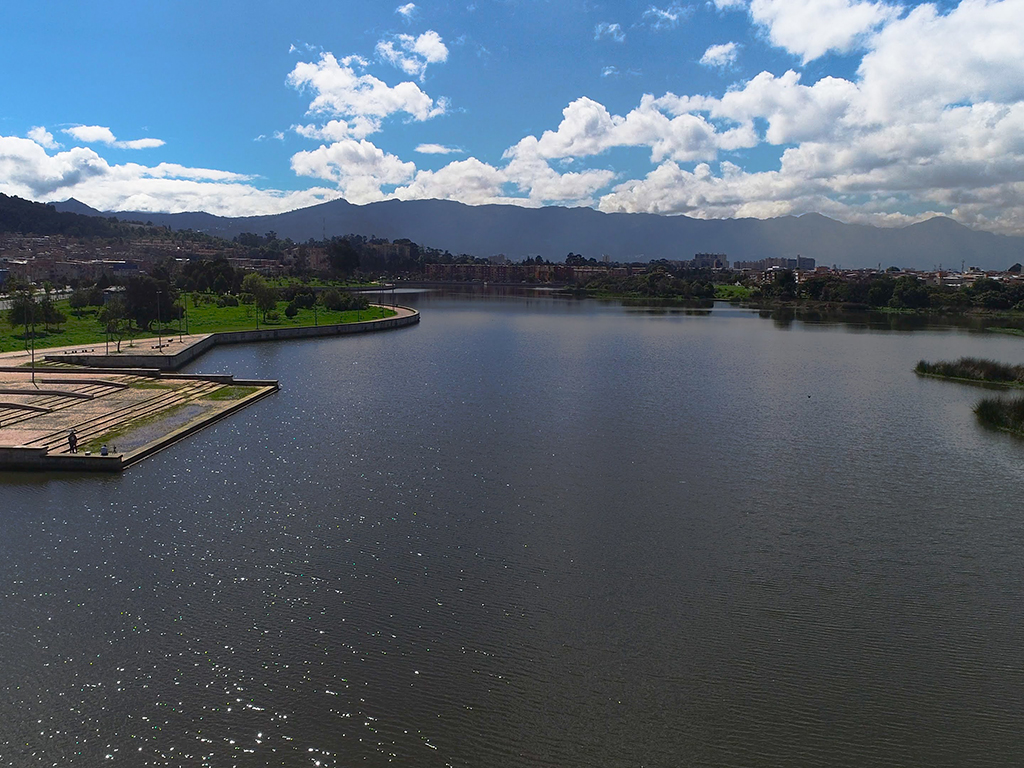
55,198 -> 1024,272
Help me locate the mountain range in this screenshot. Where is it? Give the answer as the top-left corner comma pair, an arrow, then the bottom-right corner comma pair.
53,198 -> 1024,271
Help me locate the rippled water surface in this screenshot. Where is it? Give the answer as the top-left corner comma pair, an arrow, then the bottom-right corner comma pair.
3,293 -> 1024,767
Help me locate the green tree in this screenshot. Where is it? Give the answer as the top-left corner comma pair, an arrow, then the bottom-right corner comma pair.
69,288 -> 91,317
125,275 -> 176,329
39,292 -> 66,331
321,287 -> 346,311
328,238 -> 360,277
889,275 -> 931,309
241,273 -> 277,321
770,269 -> 796,300
99,297 -> 132,352
8,289 -> 41,345
867,278 -> 895,307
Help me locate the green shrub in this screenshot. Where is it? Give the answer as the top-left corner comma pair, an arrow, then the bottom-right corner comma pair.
975,395 -> 1024,435
321,288 -> 346,311
916,357 -> 1024,385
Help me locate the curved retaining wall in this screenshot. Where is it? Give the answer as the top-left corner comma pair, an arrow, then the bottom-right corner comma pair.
48,306 -> 419,371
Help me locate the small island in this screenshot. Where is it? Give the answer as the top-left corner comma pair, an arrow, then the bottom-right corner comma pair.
914,358 -> 1024,388
916,357 -> 1024,438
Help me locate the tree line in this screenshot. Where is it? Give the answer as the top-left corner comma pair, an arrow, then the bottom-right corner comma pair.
774,271 -> 1024,310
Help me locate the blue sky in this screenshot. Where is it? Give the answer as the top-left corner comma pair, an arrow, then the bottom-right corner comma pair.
2,0 -> 1023,235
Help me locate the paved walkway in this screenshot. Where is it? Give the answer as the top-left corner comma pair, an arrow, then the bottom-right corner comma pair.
0,333 -> 213,368
0,304 -> 417,367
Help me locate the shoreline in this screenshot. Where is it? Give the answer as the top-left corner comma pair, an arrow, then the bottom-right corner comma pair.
1,304 -> 419,371
912,370 -> 1023,389
403,282 -> 1024,322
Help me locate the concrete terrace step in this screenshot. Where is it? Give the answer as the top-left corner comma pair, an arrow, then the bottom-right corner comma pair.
0,382 -> 123,428
0,402 -> 52,413
0,384 -> 120,427
10,376 -> 135,410
33,379 -> 229,453
39,384 -> 205,445
26,389 -> 185,449
0,387 -> 94,399
35,398 -> 188,452
40,378 -> 130,389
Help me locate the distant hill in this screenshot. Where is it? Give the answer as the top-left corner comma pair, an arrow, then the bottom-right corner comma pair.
55,198 -> 105,216
53,197 -> 1024,271
1,194 -> 123,238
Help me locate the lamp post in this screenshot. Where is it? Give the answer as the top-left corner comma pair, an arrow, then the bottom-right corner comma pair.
156,288 -> 164,351
29,293 -> 35,386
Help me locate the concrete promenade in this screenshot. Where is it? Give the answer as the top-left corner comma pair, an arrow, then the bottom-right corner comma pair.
0,305 -> 418,471
42,304 -> 419,370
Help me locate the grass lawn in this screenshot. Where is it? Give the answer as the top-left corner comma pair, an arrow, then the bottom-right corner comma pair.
0,297 -> 396,354
202,385 -> 259,401
715,284 -> 753,300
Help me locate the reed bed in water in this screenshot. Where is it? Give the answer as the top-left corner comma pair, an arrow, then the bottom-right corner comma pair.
974,395 -> 1024,437
915,357 -> 1024,386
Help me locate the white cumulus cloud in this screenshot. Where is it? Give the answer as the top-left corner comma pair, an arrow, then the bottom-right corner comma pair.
63,125 -> 165,150
27,126 -> 61,150
503,139 -> 616,205
394,158 -> 512,205
293,117 -> 382,142
858,0 -> 1024,122
65,125 -> 117,144
287,52 -> 447,131
700,42 -> 739,67
0,133 -> 338,216
395,3 -> 418,20
709,70 -> 862,145
290,138 -> 416,203
0,136 -> 110,197
516,95 -> 756,165
376,30 -> 449,80
591,0 -> 1024,233
749,0 -> 900,63
415,143 -> 464,154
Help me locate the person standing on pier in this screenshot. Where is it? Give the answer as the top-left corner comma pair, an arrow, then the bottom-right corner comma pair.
68,429 -> 78,453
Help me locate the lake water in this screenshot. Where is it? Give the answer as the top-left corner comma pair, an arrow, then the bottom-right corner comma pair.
3,292 -> 1024,767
